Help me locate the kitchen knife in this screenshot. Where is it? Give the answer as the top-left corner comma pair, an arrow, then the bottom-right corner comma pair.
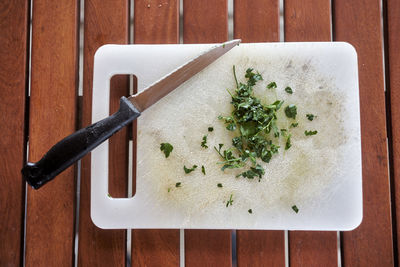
22,39 -> 241,189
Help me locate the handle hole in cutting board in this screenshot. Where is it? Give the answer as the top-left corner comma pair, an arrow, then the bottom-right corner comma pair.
107,74 -> 138,198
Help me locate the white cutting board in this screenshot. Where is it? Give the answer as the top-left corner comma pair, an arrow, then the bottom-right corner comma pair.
91,42 -> 362,230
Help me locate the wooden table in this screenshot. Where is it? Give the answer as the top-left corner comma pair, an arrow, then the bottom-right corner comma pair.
1,0 -> 399,266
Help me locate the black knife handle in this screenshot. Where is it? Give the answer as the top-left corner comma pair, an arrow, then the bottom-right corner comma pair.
22,96 -> 140,189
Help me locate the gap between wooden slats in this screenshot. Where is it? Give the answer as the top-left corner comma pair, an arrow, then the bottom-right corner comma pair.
24,0 -> 79,265
333,0 -> 394,266
383,0 -> 400,265
0,0 -> 30,266
131,1 -> 180,266
284,1 -> 339,266
233,1 -> 286,266
182,1 -> 233,266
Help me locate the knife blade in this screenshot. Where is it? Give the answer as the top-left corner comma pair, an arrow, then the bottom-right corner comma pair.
22,39 -> 241,189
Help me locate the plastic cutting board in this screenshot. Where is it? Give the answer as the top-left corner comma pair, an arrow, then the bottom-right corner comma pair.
91,42 -> 362,230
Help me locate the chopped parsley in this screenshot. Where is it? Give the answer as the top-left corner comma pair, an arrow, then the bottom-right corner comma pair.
184,165 -> 197,174
226,194 -> 234,207
284,104 -> 297,119
175,182 -> 182,188
201,165 -> 206,175
217,183 -> 223,188
160,143 -> 173,158
292,205 -> 299,213
267,82 -> 277,89
248,209 -> 253,214
306,114 -> 315,121
201,135 -> 208,148
290,122 -> 299,128
285,86 -> 293,94
237,164 -> 265,180
215,67 -> 301,181
285,134 -> 292,150
208,127 -> 214,132
305,130 -> 318,136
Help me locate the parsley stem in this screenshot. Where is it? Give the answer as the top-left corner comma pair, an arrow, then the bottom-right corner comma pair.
233,65 -> 239,89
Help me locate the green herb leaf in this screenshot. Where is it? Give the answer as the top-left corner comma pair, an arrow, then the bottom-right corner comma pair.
292,205 -> 299,213
184,165 -> 197,174
201,135 -> 208,148
284,104 -> 297,119
306,114 -> 315,121
208,127 -> 214,132
217,183 -> 223,188
248,209 -> 253,214
226,194 -> 234,207
226,123 -> 236,131
285,86 -> 293,94
290,122 -> 299,128
267,82 -> 277,89
201,165 -> 206,175
168,188 -> 171,192
245,68 -> 263,86
285,134 -> 292,150
305,130 -> 318,136
160,143 -> 173,158
237,164 -> 265,180
175,182 -> 181,188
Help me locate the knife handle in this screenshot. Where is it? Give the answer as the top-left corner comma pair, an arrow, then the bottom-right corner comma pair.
22,96 -> 140,189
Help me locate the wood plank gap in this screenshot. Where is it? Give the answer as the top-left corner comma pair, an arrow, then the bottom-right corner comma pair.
22,0 -> 32,264
383,0 -> 399,265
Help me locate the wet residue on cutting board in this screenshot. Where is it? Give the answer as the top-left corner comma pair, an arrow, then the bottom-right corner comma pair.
136,46 -> 348,227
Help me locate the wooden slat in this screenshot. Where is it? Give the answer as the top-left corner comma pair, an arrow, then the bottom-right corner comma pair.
0,0 -> 29,266
284,1 -> 338,266
185,230 -> 231,267
234,1 -> 284,266
289,231 -> 337,267
182,1 -> 232,266
25,0 -> 79,265
134,0 -> 179,44
237,231 -> 284,266
131,229 -> 180,266
183,0 -> 228,43
387,0 -> 400,262
131,1 -> 180,266
284,0 -> 331,42
334,0 -> 394,266
78,0 -> 129,266
234,0 -> 279,42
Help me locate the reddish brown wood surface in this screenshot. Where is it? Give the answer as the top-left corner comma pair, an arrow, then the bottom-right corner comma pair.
131,229 -> 180,266
237,231 -> 284,266
0,0 -> 29,266
185,230 -> 231,267
25,0 -> 79,265
183,0 -> 228,43
234,1 -> 284,266
78,0 -> 129,266
285,1 -> 338,266
334,0 -> 394,266
131,1 -> 180,266
289,231 -> 337,267
284,0 -> 331,42
234,0 -> 279,42
182,1 -> 232,266
387,0 -> 400,261
134,0 -> 179,44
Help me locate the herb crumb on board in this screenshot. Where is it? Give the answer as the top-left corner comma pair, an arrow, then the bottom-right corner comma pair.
292,205 -> 299,213
184,165 -> 197,174
160,142 -> 173,158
